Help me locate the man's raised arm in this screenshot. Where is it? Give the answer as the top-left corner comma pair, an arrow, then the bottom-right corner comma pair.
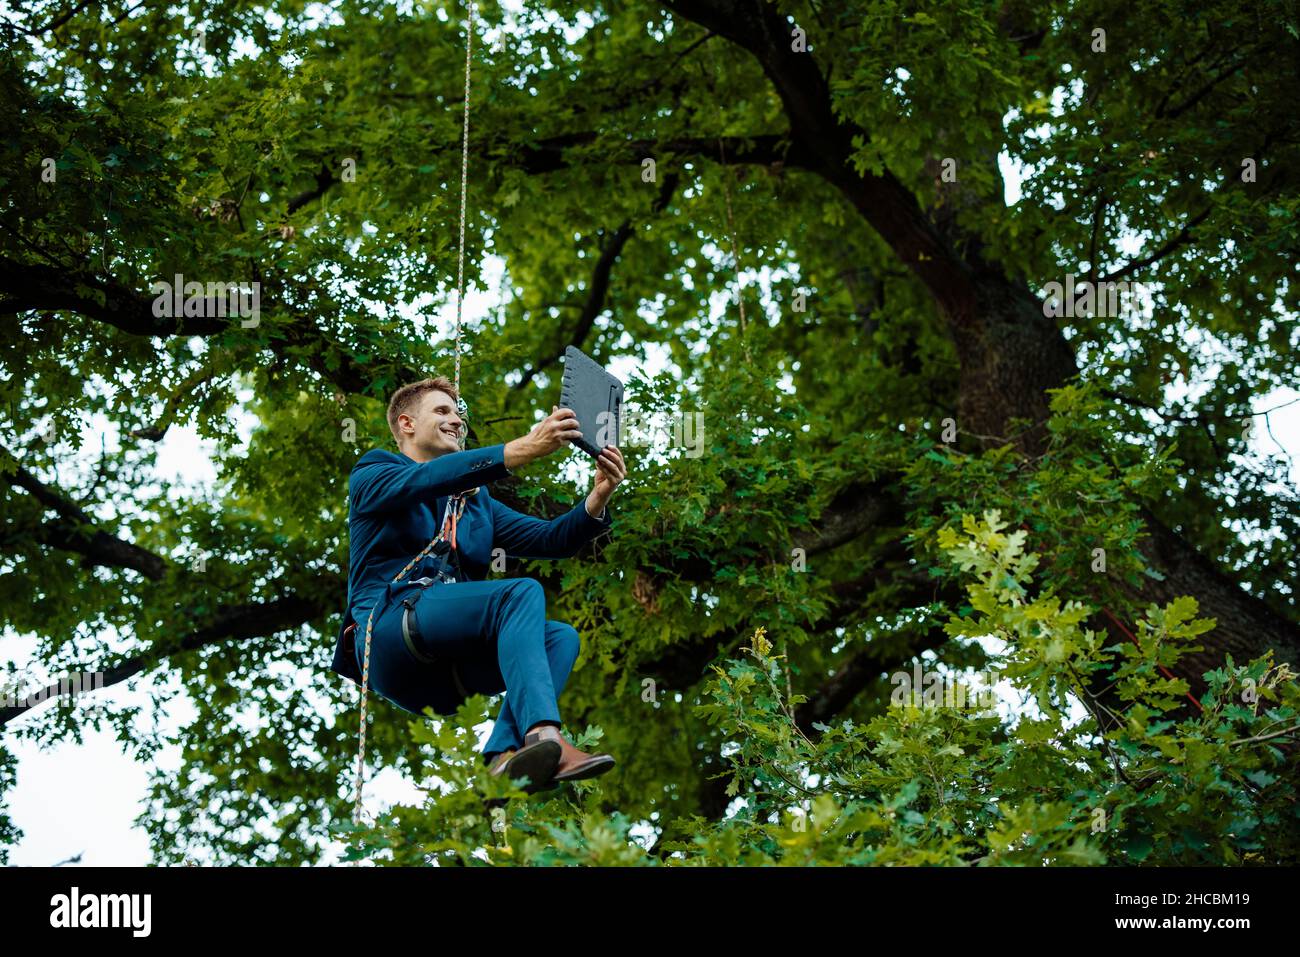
349,445 -> 512,517
488,488 -> 612,559
349,406 -> 587,517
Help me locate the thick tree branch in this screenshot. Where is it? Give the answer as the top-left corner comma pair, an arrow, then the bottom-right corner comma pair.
1099,206 -> 1213,282
0,452 -> 166,580
0,258 -> 232,337
130,363 -> 230,441
1101,132 -> 1286,283
287,163 -> 339,215
659,0 -> 975,320
0,590 -> 335,727
793,622 -> 952,736
512,219 -> 635,392
512,130 -> 811,175
12,0 -> 96,35
513,174 -> 678,392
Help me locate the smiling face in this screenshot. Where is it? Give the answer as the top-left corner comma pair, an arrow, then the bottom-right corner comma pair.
395,389 -> 464,461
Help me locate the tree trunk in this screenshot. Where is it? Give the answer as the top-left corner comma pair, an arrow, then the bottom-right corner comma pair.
661,0 -> 1299,713
943,275 -> 1300,706
952,277 -> 1080,448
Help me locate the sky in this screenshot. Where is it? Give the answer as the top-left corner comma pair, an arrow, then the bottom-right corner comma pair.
4,7 -> 1298,867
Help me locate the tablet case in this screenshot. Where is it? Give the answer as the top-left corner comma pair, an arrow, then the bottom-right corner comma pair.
559,345 -> 624,458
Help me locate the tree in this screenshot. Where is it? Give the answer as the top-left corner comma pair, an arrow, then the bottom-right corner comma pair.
0,0 -> 1296,865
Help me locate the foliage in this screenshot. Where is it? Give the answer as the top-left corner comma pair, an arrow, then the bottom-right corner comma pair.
1,0 -> 1296,864
340,509 -> 1300,866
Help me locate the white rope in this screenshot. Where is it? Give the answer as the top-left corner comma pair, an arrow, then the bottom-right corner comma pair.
701,43 -> 751,365
351,536 -> 443,826
453,1 -> 477,413
353,1 -> 478,829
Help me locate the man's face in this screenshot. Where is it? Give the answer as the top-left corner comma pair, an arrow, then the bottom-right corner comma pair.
400,389 -> 463,458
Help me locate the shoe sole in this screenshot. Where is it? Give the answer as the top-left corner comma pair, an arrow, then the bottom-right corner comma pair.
499,739 -> 562,793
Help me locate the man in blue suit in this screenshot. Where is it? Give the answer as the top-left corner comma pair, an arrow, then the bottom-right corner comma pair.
332,376 -> 626,790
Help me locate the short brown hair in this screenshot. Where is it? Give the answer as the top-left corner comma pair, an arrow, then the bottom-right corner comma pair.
387,376 -> 459,445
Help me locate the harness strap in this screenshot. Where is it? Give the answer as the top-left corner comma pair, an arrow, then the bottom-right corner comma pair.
400,598 -> 438,664
400,600 -> 470,698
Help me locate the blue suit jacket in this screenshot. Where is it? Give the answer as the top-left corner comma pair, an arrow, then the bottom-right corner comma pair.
331,443 -> 613,686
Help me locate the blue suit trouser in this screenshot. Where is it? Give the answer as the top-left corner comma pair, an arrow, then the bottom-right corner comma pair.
358,577 -> 579,761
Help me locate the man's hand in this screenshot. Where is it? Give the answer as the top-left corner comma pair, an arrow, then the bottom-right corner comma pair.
586,445 -> 626,518
505,405 -> 583,469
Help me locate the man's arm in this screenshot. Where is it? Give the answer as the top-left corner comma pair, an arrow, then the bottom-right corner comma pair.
350,445 -> 511,517
489,488 -> 612,559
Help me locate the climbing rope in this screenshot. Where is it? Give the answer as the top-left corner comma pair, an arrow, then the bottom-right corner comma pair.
352,2 -> 478,828
716,137 -> 751,365
452,0 -> 475,415
701,43 -> 753,366
352,495 -> 467,826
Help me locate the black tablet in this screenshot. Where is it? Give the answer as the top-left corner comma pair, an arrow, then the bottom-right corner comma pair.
559,345 -> 624,458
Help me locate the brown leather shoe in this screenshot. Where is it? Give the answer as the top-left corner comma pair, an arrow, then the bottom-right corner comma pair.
523,725 -> 615,783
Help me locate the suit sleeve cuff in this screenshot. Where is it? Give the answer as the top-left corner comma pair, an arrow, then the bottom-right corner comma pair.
478,444 -> 506,475
580,498 -> 612,528
469,443 -> 511,485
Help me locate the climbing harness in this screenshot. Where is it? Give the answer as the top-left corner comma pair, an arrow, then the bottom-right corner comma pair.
350,493 -> 468,825
397,499 -> 472,676
352,2 -> 479,826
